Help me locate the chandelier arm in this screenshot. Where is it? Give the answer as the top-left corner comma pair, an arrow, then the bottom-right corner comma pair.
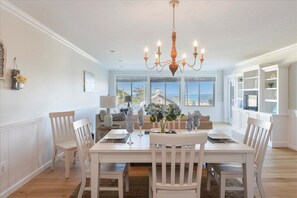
186,62 -> 203,71
178,64 -> 185,73
155,64 -> 168,72
158,60 -> 171,67
145,61 -> 158,69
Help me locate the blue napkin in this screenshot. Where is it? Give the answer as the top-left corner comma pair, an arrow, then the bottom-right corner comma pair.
138,108 -> 144,127
126,108 -> 134,132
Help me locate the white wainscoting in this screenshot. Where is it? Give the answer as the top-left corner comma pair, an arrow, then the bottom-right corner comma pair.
288,110 -> 297,151
0,106 -> 98,197
0,116 -> 52,197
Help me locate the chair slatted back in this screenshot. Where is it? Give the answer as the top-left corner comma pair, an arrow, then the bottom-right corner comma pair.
73,118 -> 94,173
150,133 -> 207,193
243,117 -> 273,170
49,111 -> 75,144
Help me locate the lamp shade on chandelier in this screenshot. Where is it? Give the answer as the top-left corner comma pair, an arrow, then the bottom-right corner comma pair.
144,0 -> 205,76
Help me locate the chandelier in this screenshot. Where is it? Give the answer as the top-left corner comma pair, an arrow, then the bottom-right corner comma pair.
144,0 -> 205,76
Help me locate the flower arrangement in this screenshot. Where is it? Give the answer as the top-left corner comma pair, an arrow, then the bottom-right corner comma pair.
15,74 -> 27,84
144,103 -> 182,132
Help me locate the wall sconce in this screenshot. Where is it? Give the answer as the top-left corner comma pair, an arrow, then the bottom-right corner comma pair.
11,57 -> 27,90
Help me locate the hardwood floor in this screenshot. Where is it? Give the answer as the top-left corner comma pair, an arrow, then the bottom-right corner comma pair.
8,124 -> 297,198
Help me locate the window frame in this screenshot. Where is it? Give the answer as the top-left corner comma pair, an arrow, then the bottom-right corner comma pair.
116,77 -> 146,108
150,77 -> 181,105
184,77 -> 216,107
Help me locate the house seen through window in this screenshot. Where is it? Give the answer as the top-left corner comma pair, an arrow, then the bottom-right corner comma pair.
150,77 -> 181,105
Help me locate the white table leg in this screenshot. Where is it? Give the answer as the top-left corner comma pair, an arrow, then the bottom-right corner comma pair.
91,153 -> 99,198
244,153 -> 254,198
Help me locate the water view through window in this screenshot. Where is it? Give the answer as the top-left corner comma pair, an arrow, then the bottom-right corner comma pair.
185,78 -> 215,106
116,77 -> 215,108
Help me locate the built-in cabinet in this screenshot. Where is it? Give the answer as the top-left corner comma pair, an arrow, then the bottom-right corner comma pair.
260,65 -> 288,115
232,64 -> 289,147
232,108 -> 288,147
236,76 -> 243,108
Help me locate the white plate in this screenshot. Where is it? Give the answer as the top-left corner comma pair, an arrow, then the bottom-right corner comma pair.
104,134 -> 127,140
149,128 -> 169,133
208,133 -> 229,140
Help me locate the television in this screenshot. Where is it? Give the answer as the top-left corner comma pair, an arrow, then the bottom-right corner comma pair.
244,92 -> 258,111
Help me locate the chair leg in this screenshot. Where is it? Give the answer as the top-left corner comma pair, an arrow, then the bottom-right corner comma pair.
118,176 -> 124,198
124,172 -> 129,192
256,173 -> 265,198
65,150 -> 71,178
73,151 -> 77,165
78,175 -> 86,198
51,148 -> 57,170
206,164 -> 212,191
220,175 -> 226,198
149,174 -> 153,198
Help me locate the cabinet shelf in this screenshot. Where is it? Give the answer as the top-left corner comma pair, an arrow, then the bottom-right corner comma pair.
265,78 -> 277,81
244,89 -> 259,91
244,76 -> 258,80
265,87 -> 277,90
265,99 -> 277,103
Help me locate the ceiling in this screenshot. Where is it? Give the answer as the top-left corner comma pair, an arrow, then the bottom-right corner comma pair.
8,0 -> 297,71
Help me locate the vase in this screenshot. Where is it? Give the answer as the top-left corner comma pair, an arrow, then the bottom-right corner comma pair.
160,119 -> 167,133
18,82 -> 24,89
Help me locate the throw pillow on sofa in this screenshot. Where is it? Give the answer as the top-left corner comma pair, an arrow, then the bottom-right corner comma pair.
112,112 -> 126,121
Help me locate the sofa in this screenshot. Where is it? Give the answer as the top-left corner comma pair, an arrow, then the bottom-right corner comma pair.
96,110 -> 213,137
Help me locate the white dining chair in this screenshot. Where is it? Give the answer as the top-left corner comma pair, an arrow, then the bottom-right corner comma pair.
206,117 -> 273,198
49,111 -> 77,178
149,132 -> 207,198
73,118 -> 129,198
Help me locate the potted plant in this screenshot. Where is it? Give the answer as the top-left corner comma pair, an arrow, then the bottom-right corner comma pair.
144,103 -> 182,133
268,82 -> 274,88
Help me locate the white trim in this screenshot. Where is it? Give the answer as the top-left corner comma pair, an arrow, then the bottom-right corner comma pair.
0,116 -> 47,132
0,0 -> 100,64
288,109 -> 297,116
268,141 -> 288,148
288,144 -> 297,151
0,161 -> 50,197
236,43 -> 297,66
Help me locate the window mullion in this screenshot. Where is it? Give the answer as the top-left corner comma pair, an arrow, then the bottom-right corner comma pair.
198,82 -> 200,107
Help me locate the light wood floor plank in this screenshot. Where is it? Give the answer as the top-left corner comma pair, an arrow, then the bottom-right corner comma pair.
8,147 -> 297,198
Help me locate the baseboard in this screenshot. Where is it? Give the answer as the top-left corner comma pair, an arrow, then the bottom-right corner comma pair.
268,141 -> 288,148
0,153 -> 63,198
288,144 -> 297,151
0,162 -> 50,198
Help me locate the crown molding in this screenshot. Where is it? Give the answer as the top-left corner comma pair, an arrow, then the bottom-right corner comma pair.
236,43 -> 297,66
0,0 -> 100,64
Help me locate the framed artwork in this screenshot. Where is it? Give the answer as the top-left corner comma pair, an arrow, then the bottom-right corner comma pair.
0,40 -> 6,79
84,71 -> 95,92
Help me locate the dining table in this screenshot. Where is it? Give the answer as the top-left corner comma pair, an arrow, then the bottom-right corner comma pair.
89,129 -> 255,198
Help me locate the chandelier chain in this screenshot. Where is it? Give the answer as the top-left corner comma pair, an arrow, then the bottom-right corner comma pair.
172,3 -> 176,31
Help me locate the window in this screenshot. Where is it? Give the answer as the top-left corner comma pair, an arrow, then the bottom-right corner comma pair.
116,77 -> 146,108
184,77 -> 215,106
150,77 -> 180,105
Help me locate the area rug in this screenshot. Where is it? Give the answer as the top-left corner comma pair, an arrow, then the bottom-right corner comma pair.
70,176 -> 244,198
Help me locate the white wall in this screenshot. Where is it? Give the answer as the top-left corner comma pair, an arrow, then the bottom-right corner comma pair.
0,7 -> 108,197
289,64 -> 297,109
288,64 -> 297,150
109,69 -> 224,122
